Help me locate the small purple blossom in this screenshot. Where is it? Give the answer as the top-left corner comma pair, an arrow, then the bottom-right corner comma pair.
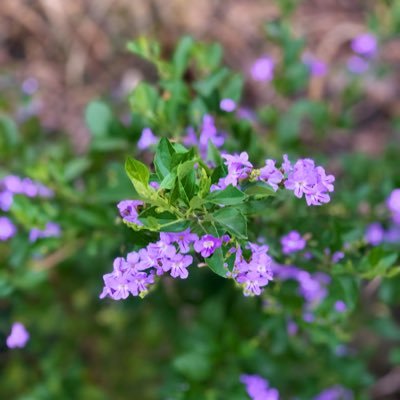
22,77 -> 39,95
162,253 -> 193,279
222,152 -> 253,187
29,222 -> 61,243
387,189 -> 400,224
303,54 -> 328,77
194,234 -> 222,258
334,300 -> 347,313
365,222 -> 384,246
250,57 -> 275,82
0,175 -> 53,198
259,159 -> 283,191
332,251 -> 345,263
347,56 -> 369,74
6,322 -> 29,349
351,33 -> 377,57
220,98 -> 236,112
313,385 -> 353,400
0,190 -> 13,211
162,229 -> 198,253
0,216 -> 16,241
233,243 -> 273,296
281,231 -> 306,254
137,128 -> 158,150
117,200 -> 143,224
287,320 -> 298,336
240,374 -> 279,400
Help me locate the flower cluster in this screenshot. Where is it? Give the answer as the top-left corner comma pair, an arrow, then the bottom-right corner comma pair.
231,243 -> 274,296
213,152 -> 335,206
100,227 -> 224,300
183,114 -> 225,159
273,264 -> 330,318
240,374 -> 279,400
0,175 -> 53,212
6,322 -> 30,349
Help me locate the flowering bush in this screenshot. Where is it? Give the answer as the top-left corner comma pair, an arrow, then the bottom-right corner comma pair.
1,3 -> 400,399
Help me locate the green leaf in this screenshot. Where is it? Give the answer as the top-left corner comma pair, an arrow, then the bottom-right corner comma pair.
220,73 -> 243,102
126,37 -> 161,62
125,157 -> 150,198
212,207 -> 247,239
205,185 -> 247,206
129,82 -> 158,119
159,172 -> 177,190
125,157 -> 150,184
154,138 -> 176,179
0,114 -> 19,146
64,158 -> 91,182
173,36 -> 194,77
244,182 -> 277,198
206,248 -> 227,278
85,100 -> 113,137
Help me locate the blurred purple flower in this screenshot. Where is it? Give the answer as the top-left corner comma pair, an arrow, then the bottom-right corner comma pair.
303,54 -> 328,77
281,231 -> 306,254
387,189 -> 400,224
29,222 -> 61,242
365,222 -> 384,246
334,300 -> 347,313
21,77 -> 39,95
332,251 -> 344,263
351,33 -> 377,57
287,320 -> 298,336
6,322 -> 29,349
220,98 -> 236,112
251,57 -> 275,82
137,128 -> 158,150
240,374 -> 279,400
347,56 -> 369,74
0,190 -> 13,211
0,216 -> 16,241
314,385 -> 353,400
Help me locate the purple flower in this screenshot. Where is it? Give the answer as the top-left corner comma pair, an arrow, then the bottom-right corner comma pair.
22,77 -> 39,95
0,216 -> 16,241
332,251 -> 344,263
0,190 -> 13,211
385,225 -> 400,243
387,189 -> 400,224
0,175 -> 53,198
281,231 -> 306,254
287,320 -> 298,336
334,300 -> 347,313
6,322 -> 29,349
117,200 -> 143,224
259,160 -> 283,191
199,115 -> 225,152
313,385 -> 353,400
365,222 -> 384,246
29,222 -> 61,243
240,374 -> 279,400
347,56 -> 369,74
137,128 -> 158,150
351,33 -> 377,57
210,178 -> 227,192
220,98 -> 236,112
303,54 -> 328,77
194,234 -> 222,258
162,253 -> 193,279
161,229 -> 198,253
251,57 -> 275,82
150,181 -> 160,189
222,152 -> 253,186
282,154 -> 292,174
